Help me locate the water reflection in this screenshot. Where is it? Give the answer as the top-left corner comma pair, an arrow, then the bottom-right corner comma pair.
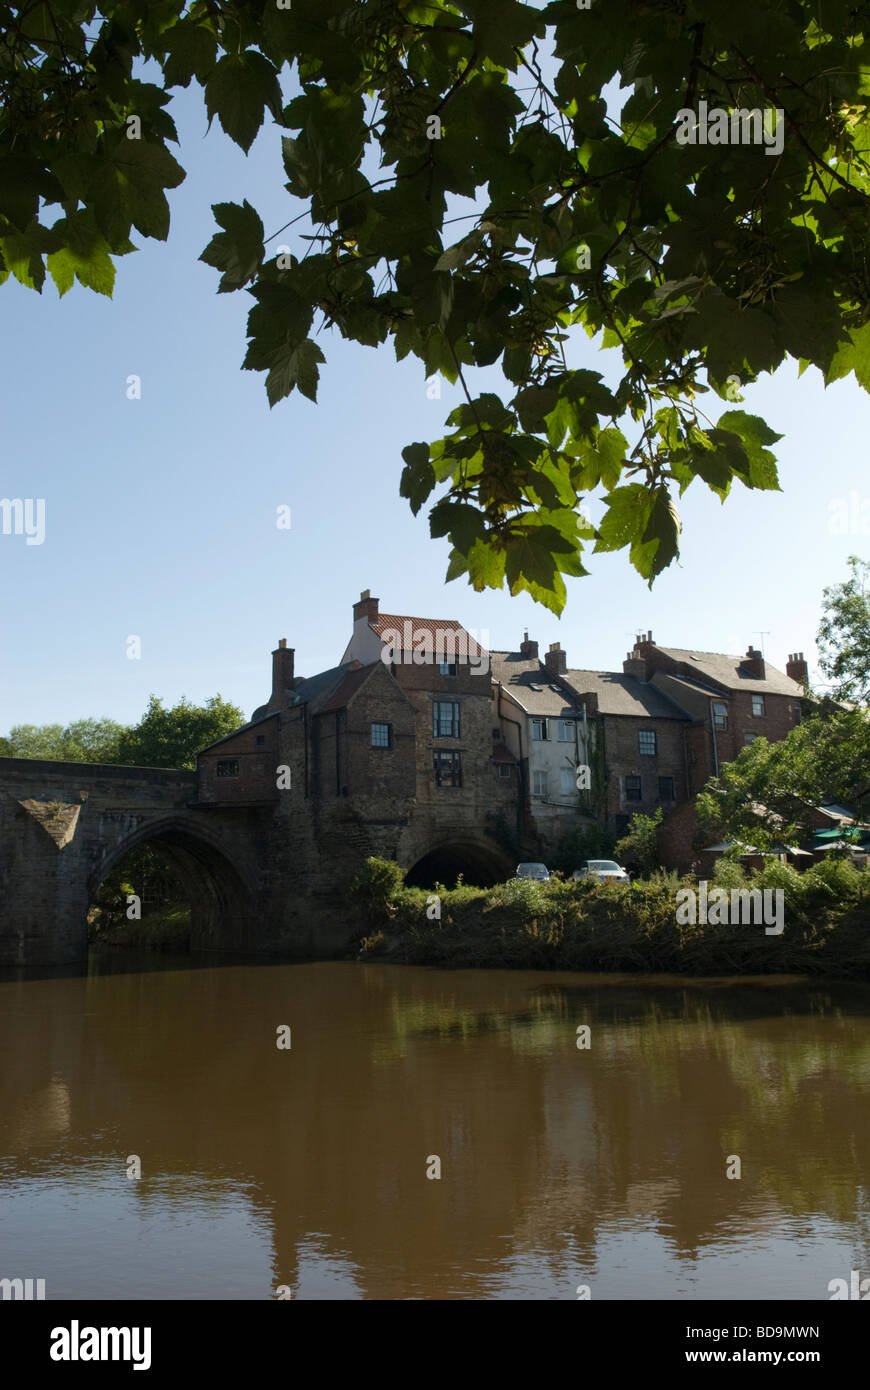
1,955 -> 868,1299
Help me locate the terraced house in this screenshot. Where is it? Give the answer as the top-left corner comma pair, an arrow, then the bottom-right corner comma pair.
196,594 -> 808,889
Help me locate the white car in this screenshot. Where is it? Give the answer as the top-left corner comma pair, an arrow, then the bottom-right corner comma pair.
572,859 -> 630,883
515,862 -> 550,881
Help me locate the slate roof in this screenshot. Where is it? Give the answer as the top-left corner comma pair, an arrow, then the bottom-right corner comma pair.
290,661 -> 362,714
492,652 -> 689,720
198,709 -> 279,754
490,652 -> 574,715
316,665 -> 377,715
561,669 -> 689,719
655,647 -> 803,696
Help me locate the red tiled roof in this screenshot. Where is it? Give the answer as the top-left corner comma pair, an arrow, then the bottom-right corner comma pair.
371,613 -> 488,658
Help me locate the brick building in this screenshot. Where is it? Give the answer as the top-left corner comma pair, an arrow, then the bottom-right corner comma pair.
196,592 -> 517,890
197,597 -> 808,886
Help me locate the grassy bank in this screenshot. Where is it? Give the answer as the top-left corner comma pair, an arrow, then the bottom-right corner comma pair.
88,903 -> 191,951
352,857 -> 870,977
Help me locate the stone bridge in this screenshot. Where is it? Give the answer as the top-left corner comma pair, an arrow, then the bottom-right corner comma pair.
0,758 -> 266,966
0,757 -> 515,965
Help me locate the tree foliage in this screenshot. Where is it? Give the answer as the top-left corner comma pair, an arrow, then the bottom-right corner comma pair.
2,0 -> 870,608
115,693 -> 246,768
696,707 -> 870,848
0,694 -> 246,768
0,717 -> 126,762
817,555 -> 870,705
613,806 -> 663,875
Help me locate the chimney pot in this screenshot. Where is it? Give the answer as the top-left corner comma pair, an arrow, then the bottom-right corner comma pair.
519,632 -> 538,659
544,641 -> 566,676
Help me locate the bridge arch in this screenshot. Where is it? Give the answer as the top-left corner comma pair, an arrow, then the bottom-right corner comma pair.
403,837 -> 512,889
88,815 -> 256,953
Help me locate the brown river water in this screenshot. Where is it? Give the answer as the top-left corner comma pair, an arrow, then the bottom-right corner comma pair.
1,952 -> 869,1300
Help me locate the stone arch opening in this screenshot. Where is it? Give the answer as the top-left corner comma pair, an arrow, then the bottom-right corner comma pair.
404,841 -> 510,889
87,818 -> 254,953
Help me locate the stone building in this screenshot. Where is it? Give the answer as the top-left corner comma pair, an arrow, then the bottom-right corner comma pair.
196,591 -> 517,894
196,601 -> 809,888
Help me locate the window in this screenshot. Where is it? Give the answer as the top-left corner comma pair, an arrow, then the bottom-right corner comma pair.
712,701 -> 728,730
638,729 -> 657,756
557,719 -> 574,742
532,770 -> 548,797
559,767 -> 575,795
744,732 -> 758,745
433,701 -> 460,738
625,775 -> 642,802
433,750 -> 462,787
217,759 -> 239,778
531,718 -> 549,741
658,776 -> 675,802
498,764 -> 511,779
492,727 -> 500,739
752,695 -> 766,717
371,722 -> 391,748
439,661 -> 457,676
255,734 -> 265,746
793,702 -> 802,725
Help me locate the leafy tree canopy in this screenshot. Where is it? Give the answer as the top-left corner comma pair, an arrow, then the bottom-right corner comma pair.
696,707 -> 870,849
817,555 -> 870,704
0,695 -> 246,768
116,693 -> 247,768
0,716 -> 127,762
2,0 -> 869,610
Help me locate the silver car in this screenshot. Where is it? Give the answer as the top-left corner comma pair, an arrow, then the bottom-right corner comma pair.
572,859 -> 630,883
515,862 -> 550,881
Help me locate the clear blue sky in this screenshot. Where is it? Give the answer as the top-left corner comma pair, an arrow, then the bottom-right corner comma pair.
1,74 -> 868,732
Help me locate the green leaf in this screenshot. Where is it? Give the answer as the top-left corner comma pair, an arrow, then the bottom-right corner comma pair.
399,442 -> 435,515
429,501 -> 488,551
164,21 -> 219,88
200,200 -> 265,291
205,51 -> 282,154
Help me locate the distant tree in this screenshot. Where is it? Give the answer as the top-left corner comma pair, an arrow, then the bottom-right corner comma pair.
0,717 -> 127,762
614,807 -> 663,876
116,694 -> 246,769
817,556 -> 870,706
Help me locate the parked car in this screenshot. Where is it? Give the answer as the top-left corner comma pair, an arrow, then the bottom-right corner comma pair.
572,859 -> 630,883
514,862 -> 550,881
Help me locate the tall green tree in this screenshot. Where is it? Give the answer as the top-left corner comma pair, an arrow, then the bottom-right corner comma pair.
2,1 -> 869,609
817,555 -> 870,706
116,693 -> 246,768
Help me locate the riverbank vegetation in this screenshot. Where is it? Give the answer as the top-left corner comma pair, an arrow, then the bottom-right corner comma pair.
351,856 -> 870,977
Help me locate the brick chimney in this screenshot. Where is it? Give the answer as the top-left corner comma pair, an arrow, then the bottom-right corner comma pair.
353,588 -> 379,624
544,641 -> 567,676
623,631 -> 654,680
271,638 -> 295,706
743,645 -> 765,679
786,651 -> 808,688
519,630 -> 538,659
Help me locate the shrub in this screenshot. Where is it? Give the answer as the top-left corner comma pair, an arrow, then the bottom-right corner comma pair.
350,857 -> 405,920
